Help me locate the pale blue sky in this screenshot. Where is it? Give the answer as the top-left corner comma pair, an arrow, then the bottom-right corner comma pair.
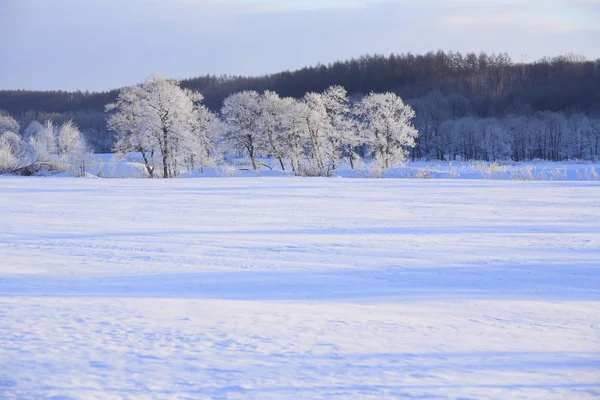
1,0 -> 598,91
247,0 -> 384,9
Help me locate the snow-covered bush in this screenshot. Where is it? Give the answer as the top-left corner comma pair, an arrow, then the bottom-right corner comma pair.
294,161 -> 333,177
511,166 -> 536,181
0,132 -> 25,173
27,120 -> 93,175
364,158 -> 387,178
412,169 -> 431,179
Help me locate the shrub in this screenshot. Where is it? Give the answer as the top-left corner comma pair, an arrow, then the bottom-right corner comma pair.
413,169 -> 431,179
294,161 -> 333,177
511,165 -> 536,181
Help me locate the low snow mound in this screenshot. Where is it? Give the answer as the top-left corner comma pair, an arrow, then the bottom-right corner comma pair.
52,171 -> 100,178
89,161 -> 149,178
179,167 -> 290,178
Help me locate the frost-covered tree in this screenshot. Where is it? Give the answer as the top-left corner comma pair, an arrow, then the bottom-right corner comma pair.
291,86 -> 359,172
23,120 -> 44,141
58,120 -> 82,156
298,92 -> 330,170
357,92 -> 418,168
453,117 -> 479,160
220,91 -> 265,170
0,132 -> 25,173
107,74 -> 202,178
279,98 -> 310,173
571,115 -> 600,162
524,111 -> 568,161
26,120 -> 92,175
257,91 -> 291,171
322,85 -> 358,169
544,111 -> 568,161
185,101 -> 218,172
57,121 -> 93,176
436,120 -> 458,160
587,118 -> 600,163
503,115 -> 530,162
107,85 -> 159,177
566,114 -> 589,160
0,114 -> 20,136
477,118 -> 512,161
29,121 -> 58,166
411,91 -> 451,160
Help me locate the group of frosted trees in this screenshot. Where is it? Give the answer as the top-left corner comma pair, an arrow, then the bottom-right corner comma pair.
107,74 -> 419,177
411,91 -> 600,162
413,112 -> 600,163
0,114 -> 92,175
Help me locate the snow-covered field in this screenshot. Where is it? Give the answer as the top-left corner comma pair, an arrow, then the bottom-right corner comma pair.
1,177 -> 599,399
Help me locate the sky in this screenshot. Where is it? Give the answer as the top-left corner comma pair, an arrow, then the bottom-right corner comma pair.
1,0 -> 599,91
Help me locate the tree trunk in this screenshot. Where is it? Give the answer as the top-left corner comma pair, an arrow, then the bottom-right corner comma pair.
162,152 -> 169,178
247,134 -> 258,170
140,147 -> 154,178
162,127 -> 169,178
267,130 -> 284,171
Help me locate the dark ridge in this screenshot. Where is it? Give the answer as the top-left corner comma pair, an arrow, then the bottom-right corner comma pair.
1,51 -> 599,152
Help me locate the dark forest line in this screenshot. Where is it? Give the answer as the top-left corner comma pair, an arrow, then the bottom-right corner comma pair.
1,51 -> 599,153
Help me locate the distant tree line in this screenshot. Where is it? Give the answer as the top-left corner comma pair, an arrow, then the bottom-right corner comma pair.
4,73 -> 600,180
0,51 -> 599,158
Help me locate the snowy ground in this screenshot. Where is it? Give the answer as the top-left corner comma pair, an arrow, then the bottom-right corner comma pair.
77,153 -> 600,181
1,177 -> 599,399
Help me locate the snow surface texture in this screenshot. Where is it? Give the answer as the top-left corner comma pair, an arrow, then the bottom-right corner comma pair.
1,178 -> 599,399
